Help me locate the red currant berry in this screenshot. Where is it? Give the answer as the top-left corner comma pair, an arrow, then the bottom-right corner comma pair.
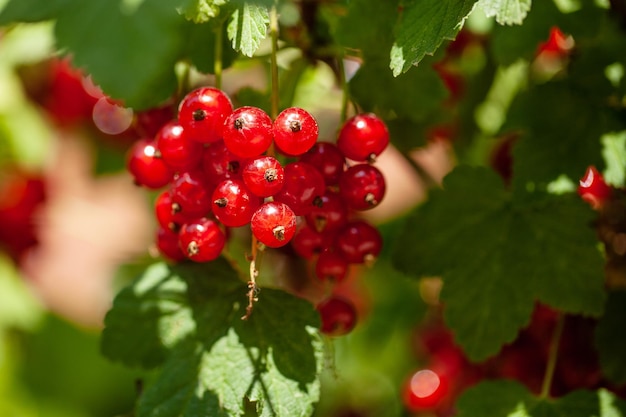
134,103 -> 175,138
178,217 -> 226,262
178,87 -> 233,143
315,251 -> 349,283
155,121 -> 203,171
316,296 -> 358,336
154,190 -> 190,231
304,191 -> 348,233
291,225 -> 334,259
339,164 -> 386,210
170,170 -> 214,218
273,107 -> 319,156
299,141 -> 346,185
222,106 -> 273,158
126,139 -> 173,189
211,179 -> 261,227
335,220 -> 382,265
156,226 -> 186,262
402,369 -> 448,411
578,165 -> 612,209
273,162 -> 325,215
242,156 -> 285,197
201,140 -> 246,186
337,113 -> 389,162
251,201 -> 297,248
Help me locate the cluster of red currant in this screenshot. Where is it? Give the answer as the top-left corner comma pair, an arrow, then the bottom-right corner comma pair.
126,86 -> 389,332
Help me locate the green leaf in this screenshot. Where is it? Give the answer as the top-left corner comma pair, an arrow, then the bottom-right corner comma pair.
180,0 -> 228,23
390,0 -> 477,76
103,259 -> 323,416
478,0 -> 532,26
185,20 -> 239,74
0,0 -> 74,24
392,166 -> 605,360
101,262 -> 195,369
457,380 -> 626,417
54,0 -> 187,109
227,2 -> 269,57
508,81 -> 607,187
595,290 -> 626,385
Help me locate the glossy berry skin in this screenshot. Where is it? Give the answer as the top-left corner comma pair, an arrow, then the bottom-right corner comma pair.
242,156 -> 285,197
299,141 -> 345,185
402,369 -> 448,411
339,164 -> 386,210
273,107 -> 319,156
273,162 -> 325,215
316,296 -> 358,336
156,226 -> 186,262
178,87 -> 233,143
335,220 -> 383,265
202,140 -> 246,186
337,113 -> 389,162
315,251 -> 349,283
222,106 -> 273,158
304,191 -> 348,233
154,190 -> 191,231
291,225 -> 334,259
578,166 -> 612,209
155,121 -> 203,171
211,179 -> 261,227
251,202 -> 297,248
126,139 -> 173,189
170,170 -> 214,219
178,218 -> 226,262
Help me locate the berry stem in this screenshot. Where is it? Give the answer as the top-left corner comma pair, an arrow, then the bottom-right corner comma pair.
540,312 -> 565,399
269,3 -> 280,120
214,20 -> 224,90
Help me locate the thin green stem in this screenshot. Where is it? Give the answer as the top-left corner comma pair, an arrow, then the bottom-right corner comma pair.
269,3 -> 280,120
214,20 -> 224,90
540,313 -> 565,398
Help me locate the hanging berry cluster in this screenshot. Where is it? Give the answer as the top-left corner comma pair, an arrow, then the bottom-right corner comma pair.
126,86 -> 389,332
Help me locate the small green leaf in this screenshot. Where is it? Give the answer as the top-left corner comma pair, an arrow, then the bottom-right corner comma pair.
390,0 -> 477,76
478,0 -> 532,26
595,291 -> 626,385
392,166 -> 605,360
227,2 -> 269,57
180,0 -> 228,23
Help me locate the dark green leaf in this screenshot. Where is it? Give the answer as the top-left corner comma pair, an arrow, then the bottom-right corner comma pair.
227,2 -> 269,57
54,0 -> 187,109
185,20 -> 239,74
0,0 -> 74,24
101,263 -> 194,369
595,290 -> 626,385
392,166 -> 605,360
390,0 -> 477,76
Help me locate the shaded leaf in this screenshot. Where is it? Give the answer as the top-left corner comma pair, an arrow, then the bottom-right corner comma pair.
595,291 -> 626,386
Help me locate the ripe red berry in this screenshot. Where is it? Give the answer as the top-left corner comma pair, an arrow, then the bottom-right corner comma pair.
402,369 -> 448,411
222,106 -> 273,158
273,107 -> 319,156
211,179 -> 261,227
339,164 -> 386,210
337,113 -> 389,162
178,87 -> 233,143
156,226 -> 186,262
154,190 -> 191,231
242,156 -> 285,197
170,170 -> 214,219
315,251 -> 349,283
290,225 -> 334,259
134,104 -> 175,138
251,201 -> 297,248
201,140 -> 246,186
578,166 -> 612,209
178,218 -> 226,262
299,141 -> 346,185
273,162 -> 325,215
304,191 -> 348,233
155,121 -> 203,171
126,139 -> 173,189
316,296 -> 358,336
335,220 -> 383,265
